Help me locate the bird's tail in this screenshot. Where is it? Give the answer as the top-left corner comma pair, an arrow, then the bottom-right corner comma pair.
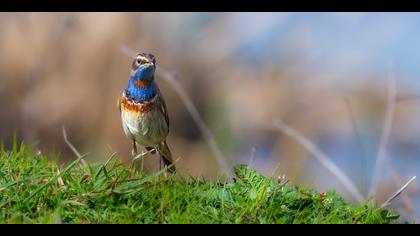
157,140 -> 176,173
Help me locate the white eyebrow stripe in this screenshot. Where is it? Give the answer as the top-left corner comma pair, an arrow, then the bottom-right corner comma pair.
137,56 -> 149,62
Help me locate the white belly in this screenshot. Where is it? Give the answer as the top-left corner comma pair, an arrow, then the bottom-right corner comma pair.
121,107 -> 168,147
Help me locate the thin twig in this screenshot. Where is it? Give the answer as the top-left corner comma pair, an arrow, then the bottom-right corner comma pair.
381,176 -> 416,208
248,146 -> 258,167
62,126 -> 91,176
270,162 -> 281,177
368,64 -> 397,197
388,167 -> 415,213
104,152 -> 117,168
168,157 -> 181,172
344,97 -> 367,197
118,45 -> 233,179
133,148 -> 156,161
129,148 -> 156,169
384,156 -> 415,213
56,167 -> 66,189
273,118 -> 364,202
156,68 -> 234,179
93,152 -> 117,180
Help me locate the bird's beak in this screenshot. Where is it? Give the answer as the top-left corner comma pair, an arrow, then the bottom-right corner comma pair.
144,62 -> 155,68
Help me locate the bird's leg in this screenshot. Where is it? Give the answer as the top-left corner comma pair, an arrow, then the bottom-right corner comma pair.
132,140 -> 138,157
130,140 -> 138,169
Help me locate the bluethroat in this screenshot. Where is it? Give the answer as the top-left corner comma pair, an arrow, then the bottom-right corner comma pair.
118,52 -> 175,173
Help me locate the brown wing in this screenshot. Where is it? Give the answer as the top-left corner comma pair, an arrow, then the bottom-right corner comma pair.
155,85 -> 169,129
117,90 -> 125,113
117,95 -> 122,113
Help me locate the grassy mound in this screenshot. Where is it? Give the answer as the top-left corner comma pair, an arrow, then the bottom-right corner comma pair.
0,142 -> 400,223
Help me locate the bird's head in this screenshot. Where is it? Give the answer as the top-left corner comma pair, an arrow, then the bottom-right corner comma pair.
130,52 -> 156,89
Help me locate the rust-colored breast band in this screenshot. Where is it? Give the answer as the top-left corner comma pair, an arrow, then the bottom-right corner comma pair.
121,95 -> 154,113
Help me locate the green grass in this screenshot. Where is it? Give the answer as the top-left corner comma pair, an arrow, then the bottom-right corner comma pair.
0,141 -> 400,224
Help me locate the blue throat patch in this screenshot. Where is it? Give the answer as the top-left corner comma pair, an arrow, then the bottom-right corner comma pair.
126,77 -> 156,103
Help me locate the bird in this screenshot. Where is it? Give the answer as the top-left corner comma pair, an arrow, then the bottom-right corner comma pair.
117,52 -> 175,173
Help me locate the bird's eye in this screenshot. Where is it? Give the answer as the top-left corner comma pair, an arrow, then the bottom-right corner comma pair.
132,60 -> 139,70
132,55 -> 154,70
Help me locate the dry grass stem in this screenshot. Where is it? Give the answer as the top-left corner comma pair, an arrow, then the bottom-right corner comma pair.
273,118 -> 363,202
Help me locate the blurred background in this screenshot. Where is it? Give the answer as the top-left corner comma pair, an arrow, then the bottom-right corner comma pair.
1,12 -> 420,222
